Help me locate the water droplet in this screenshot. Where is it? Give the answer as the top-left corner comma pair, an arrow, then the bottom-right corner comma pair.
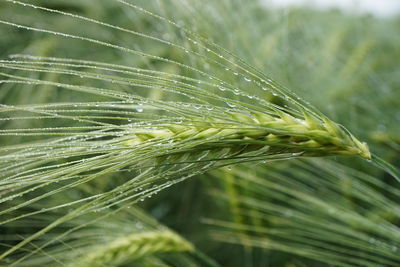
135,221 -> 143,229
377,124 -> 386,131
162,33 -> 170,40
177,20 -> 185,27
136,108 -> 143,112
244,77 -> 251,82
284,210 -> 293,217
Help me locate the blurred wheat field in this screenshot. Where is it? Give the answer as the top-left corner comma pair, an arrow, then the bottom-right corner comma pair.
0,0 -> 400,266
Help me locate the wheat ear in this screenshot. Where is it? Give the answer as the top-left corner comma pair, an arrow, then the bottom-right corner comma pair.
125,110 -> 371,160
70,231 -> 193,267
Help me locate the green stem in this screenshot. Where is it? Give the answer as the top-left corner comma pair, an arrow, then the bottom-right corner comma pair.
371,153 -> 400,183
192,250 -> 221,267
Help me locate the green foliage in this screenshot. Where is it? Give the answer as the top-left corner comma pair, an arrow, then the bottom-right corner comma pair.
208,159 -> 400,266
0,0 -> 399,266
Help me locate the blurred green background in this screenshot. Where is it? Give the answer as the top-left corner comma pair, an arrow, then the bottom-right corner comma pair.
1,0 -> 400,266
